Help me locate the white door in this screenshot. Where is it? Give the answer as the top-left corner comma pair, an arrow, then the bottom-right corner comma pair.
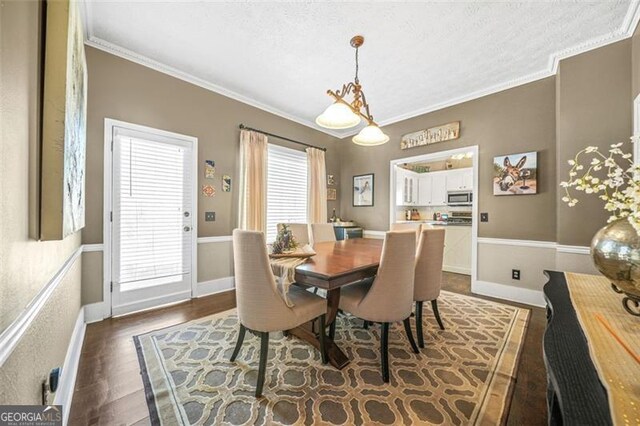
431,173 -> 448,205
109,124 -> 196,316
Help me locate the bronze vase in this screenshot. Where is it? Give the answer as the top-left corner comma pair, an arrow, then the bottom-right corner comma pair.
591,218 -> 640,316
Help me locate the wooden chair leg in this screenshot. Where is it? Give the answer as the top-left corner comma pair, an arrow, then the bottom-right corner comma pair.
255,332 -> 269,397
381,322 -> 390,383
403,317 -> 420,354
431,299 -> 445,330
318,315 -> 328,364
329,320 -> 336,340
230,324 -> 246,362
416,301 -> 425,348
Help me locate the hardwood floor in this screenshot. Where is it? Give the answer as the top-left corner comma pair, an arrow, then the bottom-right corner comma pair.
68,273 -> 546,425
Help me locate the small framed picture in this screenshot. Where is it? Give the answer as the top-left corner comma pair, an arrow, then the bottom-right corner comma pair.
327,174 -> 336,186
327,188 -> 337,201
353,173 -> 374,207
205,160 -> 215,179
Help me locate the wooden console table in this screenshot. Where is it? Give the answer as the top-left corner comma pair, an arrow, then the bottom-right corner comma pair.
543,271 -> 612,425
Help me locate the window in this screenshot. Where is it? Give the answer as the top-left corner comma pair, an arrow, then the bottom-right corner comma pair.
266,144 -> 308,242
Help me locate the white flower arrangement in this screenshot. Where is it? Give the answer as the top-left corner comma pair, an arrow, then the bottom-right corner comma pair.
560,137 -> 640,235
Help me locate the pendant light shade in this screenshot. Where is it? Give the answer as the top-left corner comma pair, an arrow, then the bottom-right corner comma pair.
352,124 -> 390,146
315,102 -> 361,129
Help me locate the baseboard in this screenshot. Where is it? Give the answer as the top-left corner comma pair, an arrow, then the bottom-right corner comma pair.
443,265 -> 471,275
363,230 -> 385,239
196,276 -> 235,297
472,280 -> 546,308
84,302 -> 107,324
54,307 -> 86,426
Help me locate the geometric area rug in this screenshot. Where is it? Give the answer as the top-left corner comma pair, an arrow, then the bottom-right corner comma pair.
134,291 -> 530,425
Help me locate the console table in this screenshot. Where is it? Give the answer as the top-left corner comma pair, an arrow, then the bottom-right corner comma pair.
543,271 -> 612,425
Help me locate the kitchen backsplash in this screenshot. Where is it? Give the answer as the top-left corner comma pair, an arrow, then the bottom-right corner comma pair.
396,205 -> 471,221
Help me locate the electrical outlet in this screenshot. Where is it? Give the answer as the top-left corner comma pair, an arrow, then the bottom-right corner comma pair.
512,269 -> 520,280
205,212 -> 215,222
480,212 -> 489,222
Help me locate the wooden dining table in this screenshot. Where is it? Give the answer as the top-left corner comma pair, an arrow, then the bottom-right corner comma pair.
287,238 -> 383,369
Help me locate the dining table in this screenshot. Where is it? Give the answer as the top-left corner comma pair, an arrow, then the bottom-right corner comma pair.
287,238 -> 383,369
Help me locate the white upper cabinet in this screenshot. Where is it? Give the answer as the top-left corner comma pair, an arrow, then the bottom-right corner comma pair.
396,168 -> 419,205
445,168 -> 473,191
418,171 -> 447,206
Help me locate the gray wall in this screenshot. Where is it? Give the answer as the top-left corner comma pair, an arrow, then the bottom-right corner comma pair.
339,78 -> 558,242
84,47 -> 342,244
556,40 -> 632,246
0,0 -> 82,403
633,24 -> 640,100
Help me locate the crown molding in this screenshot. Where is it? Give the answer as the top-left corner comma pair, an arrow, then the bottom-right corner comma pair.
81,0 -> 640,141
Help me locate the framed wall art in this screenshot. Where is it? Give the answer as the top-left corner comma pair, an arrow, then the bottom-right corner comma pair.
353,174 -> 374,207
493,151 -> 538,195
327,188 -> 337,201
39,0 -> 88,240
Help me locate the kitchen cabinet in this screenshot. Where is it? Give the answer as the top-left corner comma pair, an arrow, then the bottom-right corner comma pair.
445,168 -> 473,192
396,168 -> 419,206
418,172 -> 447,206
432,225 -> 471,275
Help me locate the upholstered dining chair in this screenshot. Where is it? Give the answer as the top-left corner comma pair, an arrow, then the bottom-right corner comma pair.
337,231 -> 419,382
277,223 -> 310,246
231,229 -> 328,397
414,227 -> 446,348
390,222 -> 422,233
310,223 -> 337,245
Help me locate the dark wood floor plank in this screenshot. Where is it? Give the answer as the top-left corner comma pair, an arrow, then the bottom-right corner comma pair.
68,275 -> 547,425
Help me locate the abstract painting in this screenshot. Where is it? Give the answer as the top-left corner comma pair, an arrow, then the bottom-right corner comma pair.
493,151 -> 538,195
40,0 -> 87,240
205,160 -> 215,179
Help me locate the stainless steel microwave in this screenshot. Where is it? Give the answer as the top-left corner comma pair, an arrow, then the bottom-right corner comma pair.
447,191 -> 472,206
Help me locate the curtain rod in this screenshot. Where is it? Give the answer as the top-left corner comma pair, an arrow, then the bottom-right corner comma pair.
238,124 -> 327,152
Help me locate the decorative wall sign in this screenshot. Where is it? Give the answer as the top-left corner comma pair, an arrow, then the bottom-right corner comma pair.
39,0 -> 88,240
222,175 -> 231,192
327,188 -> 337,201
327,174 -> 336,186
353,174 -> 374,207
202,184 -> 216,197
400,121 -> 460,150
205,160 -> 215,179
493,151 -> 538,195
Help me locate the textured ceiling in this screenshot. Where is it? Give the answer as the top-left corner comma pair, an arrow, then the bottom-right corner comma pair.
83,1 -> 640,138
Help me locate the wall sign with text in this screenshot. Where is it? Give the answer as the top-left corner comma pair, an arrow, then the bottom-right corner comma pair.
400,121 -> 460,150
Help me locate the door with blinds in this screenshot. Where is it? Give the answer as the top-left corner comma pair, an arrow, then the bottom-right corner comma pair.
110,124 -> 196,316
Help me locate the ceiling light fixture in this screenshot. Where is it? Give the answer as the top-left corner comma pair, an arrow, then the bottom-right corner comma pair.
316,35 -> 389,146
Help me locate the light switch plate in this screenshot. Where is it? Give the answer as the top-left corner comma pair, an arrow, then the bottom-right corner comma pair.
205,212 -> 215,222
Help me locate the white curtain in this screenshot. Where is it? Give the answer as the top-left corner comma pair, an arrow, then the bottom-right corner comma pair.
306,147 -> 327,224
238,130 -> 268,231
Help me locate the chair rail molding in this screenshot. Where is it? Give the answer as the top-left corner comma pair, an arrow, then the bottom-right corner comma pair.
197,236 -> 233,244
0,245 -> 83,367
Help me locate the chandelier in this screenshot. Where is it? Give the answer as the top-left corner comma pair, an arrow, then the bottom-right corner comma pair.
316,35 -> 389,146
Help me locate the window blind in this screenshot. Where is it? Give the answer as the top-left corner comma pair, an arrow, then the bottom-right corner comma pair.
113,134 -> 191,289
266,144 -> 308,243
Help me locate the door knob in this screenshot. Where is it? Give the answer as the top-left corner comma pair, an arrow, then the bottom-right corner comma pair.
184,211 -> 190,217
184,226 -> 191,232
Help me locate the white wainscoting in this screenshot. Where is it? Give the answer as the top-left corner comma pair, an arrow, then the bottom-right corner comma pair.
363,230 -> 385,239
473,280 -> 546,308
0,246 -> 83,368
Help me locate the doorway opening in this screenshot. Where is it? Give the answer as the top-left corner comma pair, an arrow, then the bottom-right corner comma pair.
389,146 -> 479,291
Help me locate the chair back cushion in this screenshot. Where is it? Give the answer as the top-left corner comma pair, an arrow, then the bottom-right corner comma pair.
414,228 -> 445,302
277,223 -> 310,246
310,223 -> 337,244
358,231 -> 416,322
232,229 -> 291,331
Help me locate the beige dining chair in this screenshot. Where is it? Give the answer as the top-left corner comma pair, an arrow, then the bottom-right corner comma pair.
414,227 -> 446,348
390,222 -> 422,233
231,229 -> 328,397
337,231 -> 419,382
310,223 -> 336,245
277,223 -> 310,246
